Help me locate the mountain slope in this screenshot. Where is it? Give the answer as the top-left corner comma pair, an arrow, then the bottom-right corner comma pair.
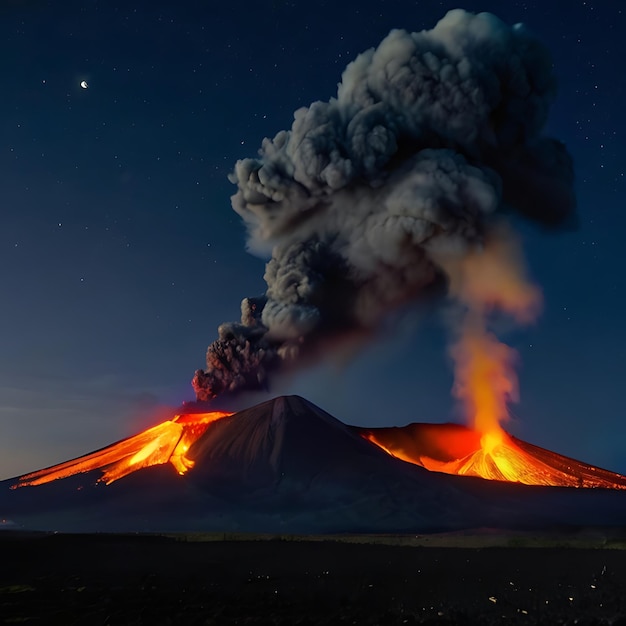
356,422 -> 626,488
1,396 -> 625,533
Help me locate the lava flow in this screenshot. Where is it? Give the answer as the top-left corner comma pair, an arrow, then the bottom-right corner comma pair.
14,402 -> 626,491
14,410 -> 232,488
362,425 -> 626,489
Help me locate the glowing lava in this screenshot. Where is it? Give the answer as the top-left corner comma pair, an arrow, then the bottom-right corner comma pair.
13,402 -> 626,491
363,425 -> 626,489
361,299 -> 626,489
14,411 -> 232,487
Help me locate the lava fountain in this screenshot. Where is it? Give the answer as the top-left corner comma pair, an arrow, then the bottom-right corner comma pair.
362,423 -> 626,489
361,298 -> 626,488
361,229 -> 626,489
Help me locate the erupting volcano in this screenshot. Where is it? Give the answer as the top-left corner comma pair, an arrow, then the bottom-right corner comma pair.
171,9 -> 614,499
2,396 -> 626,534
10,399 -> 626,493
3,11 -> 624,534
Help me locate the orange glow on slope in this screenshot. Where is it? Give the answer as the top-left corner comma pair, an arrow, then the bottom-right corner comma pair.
408,313 -> 626,487
362,433 -> 417,465
14,411 -> 232,488
363,424 -> 626,489
400,230 -> 626,487
431,226 -> 559,484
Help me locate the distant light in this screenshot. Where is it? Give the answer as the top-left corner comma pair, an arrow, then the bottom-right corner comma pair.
80,80 -> 89,89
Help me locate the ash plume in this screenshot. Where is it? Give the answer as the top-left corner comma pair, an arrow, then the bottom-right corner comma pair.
192,9 -> 575,402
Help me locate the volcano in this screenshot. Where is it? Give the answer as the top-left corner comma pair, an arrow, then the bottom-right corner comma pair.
1,396 -> 625,534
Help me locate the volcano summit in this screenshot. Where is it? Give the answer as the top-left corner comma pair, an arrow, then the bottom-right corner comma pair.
2,396 -> 625,534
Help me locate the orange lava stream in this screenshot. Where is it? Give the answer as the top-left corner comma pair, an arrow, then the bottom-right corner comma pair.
14,411 -> 232,488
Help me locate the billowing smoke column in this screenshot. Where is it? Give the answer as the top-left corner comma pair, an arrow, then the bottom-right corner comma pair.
192,9 -> 575,402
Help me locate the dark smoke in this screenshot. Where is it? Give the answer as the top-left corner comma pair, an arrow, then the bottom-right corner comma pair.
192,9 -> 575,402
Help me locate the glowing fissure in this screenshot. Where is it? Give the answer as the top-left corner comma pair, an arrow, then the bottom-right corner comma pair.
14,411 -> 232,488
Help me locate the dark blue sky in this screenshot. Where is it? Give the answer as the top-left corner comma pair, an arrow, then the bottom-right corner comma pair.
2,0 -> 625,479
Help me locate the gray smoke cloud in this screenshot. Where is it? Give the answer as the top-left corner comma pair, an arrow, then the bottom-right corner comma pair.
192,9 -> 575,402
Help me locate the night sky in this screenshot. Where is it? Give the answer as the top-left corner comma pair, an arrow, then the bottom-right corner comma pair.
2,0 -> 625,480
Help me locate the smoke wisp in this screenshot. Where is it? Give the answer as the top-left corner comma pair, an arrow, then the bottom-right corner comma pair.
192,9 -> 575,402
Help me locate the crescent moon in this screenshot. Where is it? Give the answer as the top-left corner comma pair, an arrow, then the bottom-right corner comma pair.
80,80 -> 88,89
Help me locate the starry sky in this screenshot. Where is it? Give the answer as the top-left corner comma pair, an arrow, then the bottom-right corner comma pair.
2,0 -> 625,479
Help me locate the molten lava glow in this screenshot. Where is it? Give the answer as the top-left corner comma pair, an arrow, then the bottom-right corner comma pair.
430,431 -> 538,484
480,431 -> 503,455
14,411 -> 232,488
14,402 -> 626,491
363,426 -> 626,489
362,433 -> 417,465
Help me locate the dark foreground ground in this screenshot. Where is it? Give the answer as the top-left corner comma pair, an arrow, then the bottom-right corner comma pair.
2,531 -> 626,625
